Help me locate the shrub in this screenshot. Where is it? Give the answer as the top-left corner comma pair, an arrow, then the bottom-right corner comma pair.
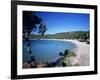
67,51 -> 76,57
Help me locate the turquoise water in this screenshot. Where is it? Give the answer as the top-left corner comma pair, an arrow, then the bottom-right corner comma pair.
23,40 -> 76,63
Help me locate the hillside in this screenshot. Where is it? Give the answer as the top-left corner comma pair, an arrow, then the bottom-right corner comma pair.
28,31 -> 89,40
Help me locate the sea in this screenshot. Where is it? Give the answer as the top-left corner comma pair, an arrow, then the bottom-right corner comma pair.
23,40 -> 76,63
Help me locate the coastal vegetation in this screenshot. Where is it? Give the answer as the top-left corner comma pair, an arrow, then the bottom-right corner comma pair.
22,11 -> 90,68
23,11 -> 48,68
23,49 -> 77,68
27,31 -> 89,40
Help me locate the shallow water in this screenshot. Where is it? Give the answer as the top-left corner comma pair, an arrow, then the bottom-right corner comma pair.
23,40 -> 76,63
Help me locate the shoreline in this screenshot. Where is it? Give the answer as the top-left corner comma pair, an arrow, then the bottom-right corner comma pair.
24,39 -> 90,68
23,39 -> 90,68
39,39 -> 90,66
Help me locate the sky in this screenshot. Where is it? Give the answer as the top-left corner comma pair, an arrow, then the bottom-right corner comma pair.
31,11 -> 90,34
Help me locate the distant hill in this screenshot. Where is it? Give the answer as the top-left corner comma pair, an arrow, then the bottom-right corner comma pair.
28,31 -> 89,40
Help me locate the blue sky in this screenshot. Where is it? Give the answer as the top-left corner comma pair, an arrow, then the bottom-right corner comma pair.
32,11 -> 90,34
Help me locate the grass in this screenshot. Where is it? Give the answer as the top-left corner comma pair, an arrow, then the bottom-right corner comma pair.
67,51 -> 76,57
62,50 -> 77,67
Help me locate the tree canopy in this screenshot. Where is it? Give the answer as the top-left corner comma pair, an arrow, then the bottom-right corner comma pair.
23,11 -> 47,36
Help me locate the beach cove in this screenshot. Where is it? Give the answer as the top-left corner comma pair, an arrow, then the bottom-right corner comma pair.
23,39 -> 90,68
42,39 -> 90,66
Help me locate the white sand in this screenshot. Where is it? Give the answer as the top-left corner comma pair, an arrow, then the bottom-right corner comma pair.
41,39 -> 90,66
57,39 -> 90,66
64,40 -> 90,66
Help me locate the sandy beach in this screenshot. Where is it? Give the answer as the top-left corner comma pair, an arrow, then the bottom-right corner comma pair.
23,39 -> 90,68
41,39 -> 90,66
58,39 -> 90,66
64,40 -> 90,66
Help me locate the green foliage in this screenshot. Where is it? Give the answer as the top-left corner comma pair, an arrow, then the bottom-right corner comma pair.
23,11 -> 47,40
64,49 -> 69,56
67,51 -> 76,57
62,60 -> 71,66
62,50 -> 76,66
28,31 -> 89,40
